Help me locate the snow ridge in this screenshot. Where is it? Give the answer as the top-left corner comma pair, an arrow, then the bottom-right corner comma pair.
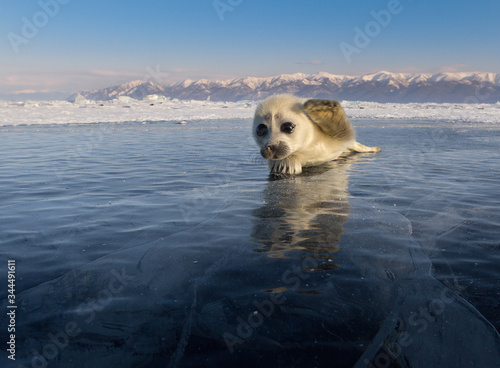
68,71 -> 500,103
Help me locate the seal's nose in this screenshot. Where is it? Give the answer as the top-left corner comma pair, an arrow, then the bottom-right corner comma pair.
260,141 -> 290,160
261,144 -> 278,159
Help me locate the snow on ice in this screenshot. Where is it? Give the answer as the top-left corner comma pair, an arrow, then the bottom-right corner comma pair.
0,97 -> 499,126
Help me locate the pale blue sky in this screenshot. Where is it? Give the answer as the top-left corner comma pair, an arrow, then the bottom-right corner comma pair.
1,0 -> 499,97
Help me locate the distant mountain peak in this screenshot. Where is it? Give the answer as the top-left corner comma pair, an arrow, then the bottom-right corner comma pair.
69,71 -> 500,103
68,80 -> 165,102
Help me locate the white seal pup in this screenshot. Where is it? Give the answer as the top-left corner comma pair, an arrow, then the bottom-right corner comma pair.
252,94 -> 381,174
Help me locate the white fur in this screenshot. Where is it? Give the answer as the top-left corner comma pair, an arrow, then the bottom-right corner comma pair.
253,94 -> 380,174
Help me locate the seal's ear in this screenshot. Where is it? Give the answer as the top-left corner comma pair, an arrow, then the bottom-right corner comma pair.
303,99 -> 355,140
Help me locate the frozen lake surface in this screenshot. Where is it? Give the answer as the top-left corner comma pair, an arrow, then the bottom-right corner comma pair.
1,118 -> 499,367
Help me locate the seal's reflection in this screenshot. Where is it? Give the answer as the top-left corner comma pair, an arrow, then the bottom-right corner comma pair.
252,155 -> 364,268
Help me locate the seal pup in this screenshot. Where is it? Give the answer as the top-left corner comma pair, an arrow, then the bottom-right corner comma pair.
253,94 -> 381,174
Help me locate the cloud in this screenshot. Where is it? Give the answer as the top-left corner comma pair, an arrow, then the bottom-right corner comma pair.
12,89 -> 42,94
2,74 -> 64,89
0,66 -> 232,95
437,64 -> 469,73
168,68 -> 201,74
0,69 -> 146,94
393,65 -> 474,74
85,69 -> 143,78
394,66 -> 427,73
296,60 -> 324,65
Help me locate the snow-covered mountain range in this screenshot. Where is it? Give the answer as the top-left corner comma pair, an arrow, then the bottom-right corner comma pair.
69,71 -> 500,103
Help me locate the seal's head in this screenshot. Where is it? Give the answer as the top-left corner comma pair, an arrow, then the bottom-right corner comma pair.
252,94 -> 314,161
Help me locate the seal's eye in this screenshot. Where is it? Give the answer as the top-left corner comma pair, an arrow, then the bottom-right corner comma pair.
281,122 -> 295,134
256,124 -> 268,137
